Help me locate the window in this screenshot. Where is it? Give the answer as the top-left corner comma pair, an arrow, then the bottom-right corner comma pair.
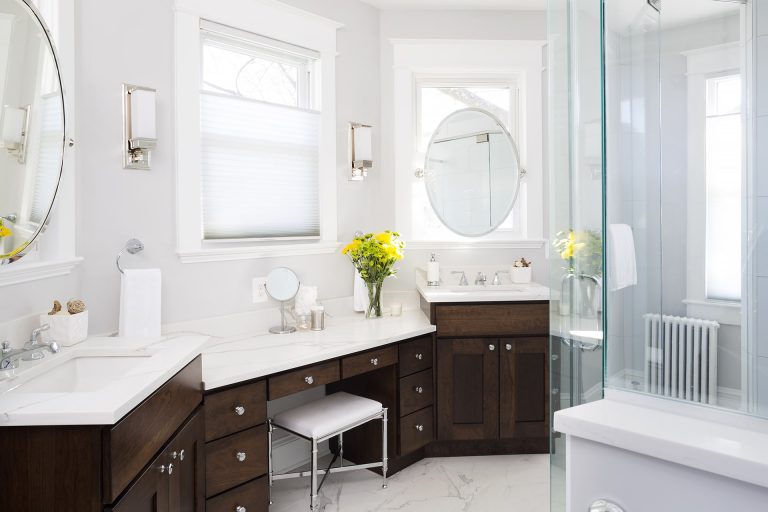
704,74 -> 741,302
200,23 -> 321,240
174,1 -> 340,261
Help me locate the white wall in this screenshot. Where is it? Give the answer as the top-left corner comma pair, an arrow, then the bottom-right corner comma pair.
1,0 -> 382,336
379,10 -> 549,289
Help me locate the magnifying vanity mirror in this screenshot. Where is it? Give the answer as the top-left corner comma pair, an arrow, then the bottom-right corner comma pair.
265,267 -> 300,334
424,108 -> 522,237
0,0 -> 66,263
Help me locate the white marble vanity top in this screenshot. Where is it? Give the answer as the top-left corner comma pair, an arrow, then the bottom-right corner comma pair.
0,334 -> 208,426
416,274 -> 550,303
202,308 -> 435,390
554,389 -> 768,489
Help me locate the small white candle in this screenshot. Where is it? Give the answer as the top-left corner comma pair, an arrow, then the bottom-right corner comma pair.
391,303 -> 402,316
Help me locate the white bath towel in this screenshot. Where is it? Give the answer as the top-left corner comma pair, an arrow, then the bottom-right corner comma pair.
119,269 -> 161,337
353,270 -> 368,312
609,224 -> 637,291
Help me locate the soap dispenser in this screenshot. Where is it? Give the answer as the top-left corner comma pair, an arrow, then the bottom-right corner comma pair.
427,253 -> 440,286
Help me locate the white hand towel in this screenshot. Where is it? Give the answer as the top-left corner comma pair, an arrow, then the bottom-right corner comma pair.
119,269 -> 162,337
353,270 -> 368,312
608,224 -> 637,291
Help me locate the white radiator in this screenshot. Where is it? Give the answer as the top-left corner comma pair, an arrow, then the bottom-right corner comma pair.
643,314 -> 720,405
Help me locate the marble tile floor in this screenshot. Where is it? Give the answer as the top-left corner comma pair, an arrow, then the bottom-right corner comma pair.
269,454 -> 550,512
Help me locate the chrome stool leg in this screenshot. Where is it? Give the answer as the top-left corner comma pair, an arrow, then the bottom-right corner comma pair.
382,408 -> 388,489
339,432 -> 344,468
268,419 -> 274,505
310,438 -> 319,511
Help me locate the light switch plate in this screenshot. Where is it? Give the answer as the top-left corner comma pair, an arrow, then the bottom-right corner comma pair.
252,277 -> 268,303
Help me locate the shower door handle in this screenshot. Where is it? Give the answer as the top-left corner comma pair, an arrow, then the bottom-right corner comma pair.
589,499 -> 625,512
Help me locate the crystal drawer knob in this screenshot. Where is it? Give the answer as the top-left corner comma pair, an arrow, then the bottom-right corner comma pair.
505,344 -> 512,351
236,451 -> 247,462
235,506 -> 247,512
489,344 -> 495,351
159,464 -> 166,473
415,424 -> 424,432
167,463 -> 174,475
370,357 -> 379,366
179,449 -> 185,461
414,386 -> 423,394
304,376 -> 314,385
234,405 -> 245,416
415,353 -> 423,360
171,451 -> 178,460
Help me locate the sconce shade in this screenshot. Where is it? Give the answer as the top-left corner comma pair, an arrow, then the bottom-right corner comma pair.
353,125 -> 372,162
2,106 -> 26,145
129,88 -> 156,141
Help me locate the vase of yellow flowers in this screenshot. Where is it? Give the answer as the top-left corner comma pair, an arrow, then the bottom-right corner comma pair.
342,231 -> 405,319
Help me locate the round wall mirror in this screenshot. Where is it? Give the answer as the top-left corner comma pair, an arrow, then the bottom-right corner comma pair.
265,267 -> 300,334
0,0 -> 66,263
424,108 -> 522,237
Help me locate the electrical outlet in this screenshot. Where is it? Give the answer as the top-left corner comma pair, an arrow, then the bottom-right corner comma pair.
252,277 -> 268,303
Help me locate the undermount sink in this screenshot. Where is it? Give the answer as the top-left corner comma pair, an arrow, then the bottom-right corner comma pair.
13,355 -> 151,393
446,284 -> 527,292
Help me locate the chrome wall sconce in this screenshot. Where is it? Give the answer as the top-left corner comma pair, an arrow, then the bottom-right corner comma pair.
122,84 -> 156,170
1,105 -> 30,164
349,122 -> 372,181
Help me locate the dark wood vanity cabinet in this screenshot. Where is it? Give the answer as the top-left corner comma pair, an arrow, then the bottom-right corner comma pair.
427,301 -> 550,453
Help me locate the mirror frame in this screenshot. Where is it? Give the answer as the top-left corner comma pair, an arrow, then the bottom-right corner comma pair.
1,0 -> 67,264
423,107 -> 523,238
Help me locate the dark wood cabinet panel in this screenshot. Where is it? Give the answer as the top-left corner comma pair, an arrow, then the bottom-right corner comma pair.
398,335 -> 433,377
268,360 -> 340,400
399,406 -> 434,455
204,380 -> 266,442
169,408 -> 206,512
399,369 -> 433,417
500,338 -> 549,440
104,357 -> 202,504
436,339 -> 499,441
205,424 -> 267,498
205,477 -> 268,512
342,345 -> 398,379
110,447 -> 169,512
433,303 -> 548,338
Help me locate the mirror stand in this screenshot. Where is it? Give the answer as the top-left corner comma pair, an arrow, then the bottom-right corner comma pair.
270,301 -> 297,335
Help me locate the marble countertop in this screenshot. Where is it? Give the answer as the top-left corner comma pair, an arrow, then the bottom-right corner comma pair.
0,334 -> 208,426
202,308 -> 435,390
554,389 -> 768,489
416,274 -> 550,303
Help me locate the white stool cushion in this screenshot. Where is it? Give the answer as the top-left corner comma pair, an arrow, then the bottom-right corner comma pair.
272,392 -> 383,439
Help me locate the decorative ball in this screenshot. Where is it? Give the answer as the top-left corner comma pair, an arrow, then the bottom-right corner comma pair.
48,300 -> 62,315
67,299 -> 87,315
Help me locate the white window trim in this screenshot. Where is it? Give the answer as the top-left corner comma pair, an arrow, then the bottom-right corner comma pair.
174,0 -> 341,263
684,42 -> 742,325
391,39 -> 546,247
0,0 -> 79,286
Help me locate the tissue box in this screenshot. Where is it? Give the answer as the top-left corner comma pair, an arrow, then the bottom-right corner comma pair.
39,311 -> 89,346
510,267 -> 532,284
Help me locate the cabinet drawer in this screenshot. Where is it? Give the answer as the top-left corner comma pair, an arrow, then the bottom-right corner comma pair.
398,336 -> 433,377
399,369 -> 433,417
205,380 -> 266,442
268,360 -> 340,400
434,303 -> 548,337
206,476 -> 268,512
342,345 -> 398,379
399,406 -> 433,455
104,356 -> 202,504
206,425 -> 267,498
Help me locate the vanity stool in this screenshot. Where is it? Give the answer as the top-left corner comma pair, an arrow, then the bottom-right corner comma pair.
268,392 -> 388,510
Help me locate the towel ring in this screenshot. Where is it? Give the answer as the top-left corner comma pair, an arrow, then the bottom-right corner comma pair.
116,238 -> 144,274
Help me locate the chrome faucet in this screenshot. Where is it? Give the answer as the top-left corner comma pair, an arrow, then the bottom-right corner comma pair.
475,272 -> 487,286
0,325 -> 60,370
492,270 -> 509,286
451,271 -> 468,286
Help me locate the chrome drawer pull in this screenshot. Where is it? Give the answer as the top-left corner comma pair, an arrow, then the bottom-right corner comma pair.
179,449 -> 185,461
304,376 -> 314,385
159,464 -> 166,473
170,451 -> 178,460
414,386 -> 423,394
505,343 -> 512,351
415,424 -> 424,432
236,451 -> 247,462
489,344 -> 495,351
590,500 -> 625,512
167,463 -> 174,475
234,405 -> 245,416
415,353 -> 423,360
370,357 -> 379,366
235,506 -> 247,512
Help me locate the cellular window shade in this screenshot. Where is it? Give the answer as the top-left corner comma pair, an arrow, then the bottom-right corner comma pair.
200,92 -> 320,240
30,94 -> 63,224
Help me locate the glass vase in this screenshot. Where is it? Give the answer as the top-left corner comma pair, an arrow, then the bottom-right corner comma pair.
365,280 -> 384,319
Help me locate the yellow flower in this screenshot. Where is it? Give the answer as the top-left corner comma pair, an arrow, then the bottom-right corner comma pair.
341,239 -> 362,255
0,223 -> 10,238
375,232 -> 392,245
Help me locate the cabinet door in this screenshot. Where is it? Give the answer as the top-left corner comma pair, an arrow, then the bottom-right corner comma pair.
169,408 -> 205,512
437,338 -> 499,440
500,337 -> 549,439
110,450 -> 170,512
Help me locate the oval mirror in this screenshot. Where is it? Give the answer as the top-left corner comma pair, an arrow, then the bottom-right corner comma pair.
0,0 -> 65,263
265,267 -> 300,302
424,108 -> 522,237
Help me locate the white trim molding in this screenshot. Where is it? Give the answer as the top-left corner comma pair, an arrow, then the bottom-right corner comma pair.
406,239 -> 547,251
173,0 -> 341,263
0,257 -> 82,287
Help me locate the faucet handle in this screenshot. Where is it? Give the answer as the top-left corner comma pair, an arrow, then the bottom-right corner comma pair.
1,341 -> 10,354
451,271 -> 468,286
493,270 -> 509,286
